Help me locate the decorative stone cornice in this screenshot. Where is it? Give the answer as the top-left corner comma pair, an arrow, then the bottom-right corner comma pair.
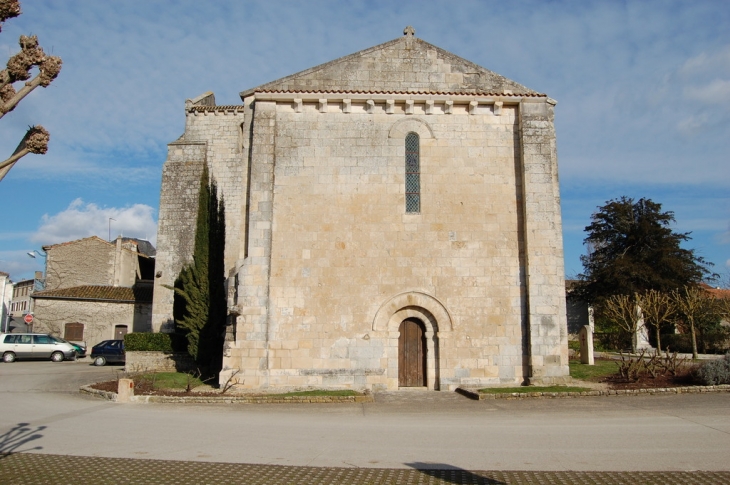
246,90 -> 546,116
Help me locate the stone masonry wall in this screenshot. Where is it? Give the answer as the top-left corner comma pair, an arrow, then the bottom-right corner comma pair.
151,146 -> 205,333
32,298 -> 150,349
45,237 -> 115,291
151,100 -> 246,333
518,99 -> 569,384
225,98 -> 536,390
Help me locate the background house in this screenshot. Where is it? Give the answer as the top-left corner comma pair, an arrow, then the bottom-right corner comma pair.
5,272 -> 44,333
1,271 -> 12,333
30,236 -> 155,348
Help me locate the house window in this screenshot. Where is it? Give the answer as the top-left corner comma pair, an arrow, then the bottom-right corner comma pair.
405,132 -> 420,213
65,323 -> 84,341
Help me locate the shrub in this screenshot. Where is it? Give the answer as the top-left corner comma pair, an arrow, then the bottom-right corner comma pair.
661,334 -> 692,353
124,333 -> 174,352
692,354 -> 730,385
593,332 -> 631,352
661,331 -> 730,354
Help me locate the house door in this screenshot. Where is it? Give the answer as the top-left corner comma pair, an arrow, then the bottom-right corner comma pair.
114,325 -> 128,340
398,318 -> 426,387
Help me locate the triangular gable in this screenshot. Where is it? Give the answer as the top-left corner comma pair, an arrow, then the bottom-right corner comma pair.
240,30 -> 539,99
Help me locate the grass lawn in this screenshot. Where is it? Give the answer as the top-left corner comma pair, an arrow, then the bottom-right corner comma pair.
278,390 -> 360,397
569,359 -> 619,381
137,372 -> 207,390
477,359 -> 619,394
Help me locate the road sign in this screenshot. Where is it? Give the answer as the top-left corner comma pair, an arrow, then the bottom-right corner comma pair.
24,313 -> 33,324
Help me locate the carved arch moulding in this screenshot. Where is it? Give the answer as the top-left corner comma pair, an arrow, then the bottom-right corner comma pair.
372,291 -> 453,332
388,117 -> 435,140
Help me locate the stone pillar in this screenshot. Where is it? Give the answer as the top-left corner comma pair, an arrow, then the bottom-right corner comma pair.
117,378 -> 134,402
579,325 -> 594,365
518,98 -> 570,385
221,100 -> 277,388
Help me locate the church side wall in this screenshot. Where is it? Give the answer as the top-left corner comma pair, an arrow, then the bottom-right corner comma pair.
226,100 -> 532,391
152,107 -> 246,333
183,109 -> 246,275
151,144 -> 206,332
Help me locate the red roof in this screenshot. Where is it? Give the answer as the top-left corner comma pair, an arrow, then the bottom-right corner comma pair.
32,285 -> 153,303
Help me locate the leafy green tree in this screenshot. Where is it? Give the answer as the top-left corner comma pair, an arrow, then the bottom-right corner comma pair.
172,165 -> 226,373
575,197 -> 713,305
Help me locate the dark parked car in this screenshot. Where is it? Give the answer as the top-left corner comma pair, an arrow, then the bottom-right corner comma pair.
90,340 -> 125,366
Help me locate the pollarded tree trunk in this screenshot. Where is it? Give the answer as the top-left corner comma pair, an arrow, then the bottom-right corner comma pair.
0,2 -> 62,182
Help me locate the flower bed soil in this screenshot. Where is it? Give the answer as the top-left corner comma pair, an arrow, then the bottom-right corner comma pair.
592,358 -> 700,391
90,379 -> 225,397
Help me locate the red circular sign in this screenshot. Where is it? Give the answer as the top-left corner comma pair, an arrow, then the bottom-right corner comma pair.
24,314 -> 33,324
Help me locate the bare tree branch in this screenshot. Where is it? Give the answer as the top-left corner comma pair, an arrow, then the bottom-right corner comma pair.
0,125 -> 48,181
0,1 -> 61,181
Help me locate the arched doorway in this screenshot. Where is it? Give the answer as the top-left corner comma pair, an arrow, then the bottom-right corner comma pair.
398,318 -> 427,387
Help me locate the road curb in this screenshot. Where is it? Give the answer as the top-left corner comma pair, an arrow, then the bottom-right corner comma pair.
456,384 -> 730,400
79,384 -> 374,404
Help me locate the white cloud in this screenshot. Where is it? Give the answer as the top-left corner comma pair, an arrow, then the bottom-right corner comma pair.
676,112 -> 711,135
30,199 -> 157,246
678,45 -> 730,79
0,250 -> 44,281
685,79 -> 730,104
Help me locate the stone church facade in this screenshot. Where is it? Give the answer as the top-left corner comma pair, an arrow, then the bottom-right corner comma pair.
152,28 -> 569,391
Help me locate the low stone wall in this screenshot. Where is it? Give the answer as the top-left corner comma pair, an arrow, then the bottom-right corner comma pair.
125,351 -> 197,373
79,385 -> 373,404
457,384 -> 730,400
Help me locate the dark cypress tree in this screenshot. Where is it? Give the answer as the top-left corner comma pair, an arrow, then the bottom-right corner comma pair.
575,196 -> 713,304
172,165 -> 226,374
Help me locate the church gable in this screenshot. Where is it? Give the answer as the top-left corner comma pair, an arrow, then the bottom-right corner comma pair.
240,27 -> 538,98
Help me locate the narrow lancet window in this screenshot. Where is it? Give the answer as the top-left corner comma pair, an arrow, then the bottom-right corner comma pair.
405,132 -> 420,213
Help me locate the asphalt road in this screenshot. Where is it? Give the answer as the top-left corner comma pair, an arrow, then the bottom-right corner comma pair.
1,360 -> 729,473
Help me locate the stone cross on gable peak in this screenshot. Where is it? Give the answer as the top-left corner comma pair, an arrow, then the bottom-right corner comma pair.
403,26 -> 416,37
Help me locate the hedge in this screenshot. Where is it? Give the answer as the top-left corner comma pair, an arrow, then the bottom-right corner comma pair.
124,333 -> 174,352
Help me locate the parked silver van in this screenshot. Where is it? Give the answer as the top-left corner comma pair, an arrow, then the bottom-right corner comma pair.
0,333 -> 78,362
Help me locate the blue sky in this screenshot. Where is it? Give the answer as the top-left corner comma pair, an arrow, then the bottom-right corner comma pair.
1,1 -> 728,284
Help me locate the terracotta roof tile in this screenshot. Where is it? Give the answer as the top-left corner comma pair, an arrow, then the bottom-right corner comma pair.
701,283 -> 730,300
253,89 -> 546,97
32,285 -> 153,303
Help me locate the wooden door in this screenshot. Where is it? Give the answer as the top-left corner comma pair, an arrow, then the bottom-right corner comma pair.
114,325 -> 128,340
398,318 -> 426,387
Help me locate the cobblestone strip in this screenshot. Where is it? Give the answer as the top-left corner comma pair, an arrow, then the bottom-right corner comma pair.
2,454 -> 729,485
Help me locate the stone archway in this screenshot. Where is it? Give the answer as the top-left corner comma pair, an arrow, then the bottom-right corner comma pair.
373,292 -> 453,390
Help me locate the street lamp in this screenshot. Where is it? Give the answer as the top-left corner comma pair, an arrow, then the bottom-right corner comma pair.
24,249 -> 47,332
27,249 -> 47,290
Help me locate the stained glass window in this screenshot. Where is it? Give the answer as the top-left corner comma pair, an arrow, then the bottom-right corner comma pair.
405,132 -> 420,213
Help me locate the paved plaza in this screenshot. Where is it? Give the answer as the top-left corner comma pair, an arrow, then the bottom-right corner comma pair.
1,361 -> 730,484
2,453 -> 730,484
